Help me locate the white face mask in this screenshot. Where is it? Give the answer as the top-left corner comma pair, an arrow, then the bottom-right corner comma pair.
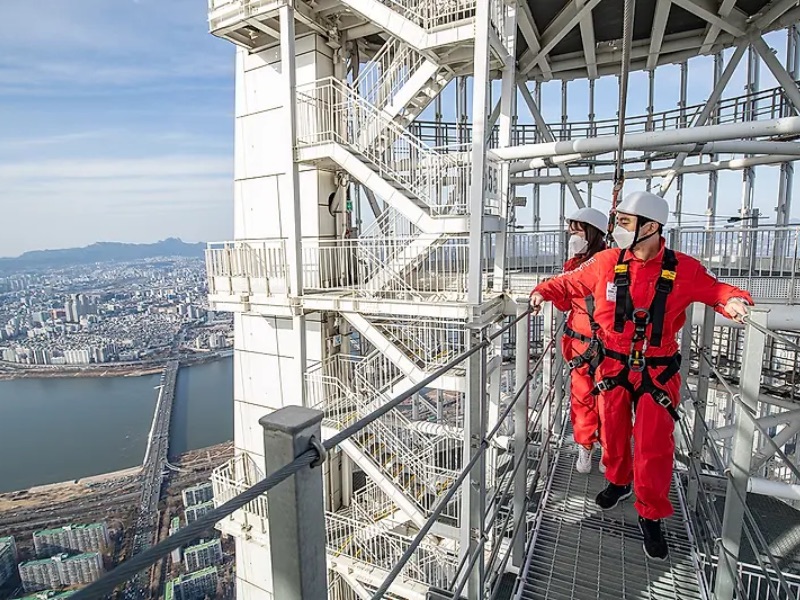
612,225 -> 636,250
568,234 -> 589,257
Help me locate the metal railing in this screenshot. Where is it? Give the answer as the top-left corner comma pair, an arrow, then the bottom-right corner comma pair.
205,239 -> 288,297
409,82 -> 800,147
301,235 -> 478,299
681,310 -> 800,600
673,226 -> 800,303
354,38 -> 426,112
68,307 -> 563,600
296,77 -> 472,216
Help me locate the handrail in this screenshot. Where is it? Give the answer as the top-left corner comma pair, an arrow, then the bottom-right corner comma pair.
70,308 -> 536,600
682,378 -> 796,600
694,338 -> 800,483
742,314 -> 800,353
409,81 -> 800,146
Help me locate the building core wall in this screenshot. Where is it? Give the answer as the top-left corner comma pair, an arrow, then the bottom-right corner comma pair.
231,31 -> 335,600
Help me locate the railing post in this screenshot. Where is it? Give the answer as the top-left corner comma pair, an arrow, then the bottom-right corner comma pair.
513,304 -> 530,569
687,305 -> 715,510
541,303 -> 554,477
260,407 -> 327,599
715,307 -> 769,600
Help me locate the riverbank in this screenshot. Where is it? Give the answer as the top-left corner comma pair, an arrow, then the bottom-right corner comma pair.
0,350 -> 233,381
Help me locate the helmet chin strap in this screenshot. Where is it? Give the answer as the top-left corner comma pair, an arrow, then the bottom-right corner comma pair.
630,218 -> 657,250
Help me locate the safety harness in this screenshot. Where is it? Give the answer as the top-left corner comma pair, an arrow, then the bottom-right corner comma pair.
564,296 -> 603,378
593,248 -> 682,421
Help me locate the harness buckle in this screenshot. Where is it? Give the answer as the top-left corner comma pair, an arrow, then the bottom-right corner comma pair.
595,378 -> 615,393
652,389 -> 673,410
631,307 -> 650,325
568,356 -> 584,370
628,350 -> 646,373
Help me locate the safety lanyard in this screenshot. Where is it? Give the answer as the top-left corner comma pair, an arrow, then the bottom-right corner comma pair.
612,248 -> 679,372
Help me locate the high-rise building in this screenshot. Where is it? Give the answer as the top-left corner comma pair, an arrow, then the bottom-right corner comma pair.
19,553 -> 103,592
0,536 -> 18,587
164,567 -> 218,600
33,523 -> 109,558
183,540 -> 223,572
185,501 -> 214,525
169,517 -> 182,565
19,590 -> 76,600
182,483 -> 214,508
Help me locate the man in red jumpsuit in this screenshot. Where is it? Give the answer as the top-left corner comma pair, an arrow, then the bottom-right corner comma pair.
530,191 -> 753,561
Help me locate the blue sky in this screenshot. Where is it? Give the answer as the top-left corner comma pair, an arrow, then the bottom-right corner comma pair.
0,0 -> 235,257
0,3 -> 796,256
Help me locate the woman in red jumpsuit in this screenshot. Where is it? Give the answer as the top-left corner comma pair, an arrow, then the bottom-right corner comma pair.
557,207 -> 608,474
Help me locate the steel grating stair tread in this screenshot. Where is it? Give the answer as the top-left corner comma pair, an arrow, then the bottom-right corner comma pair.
516,448 -> 704,600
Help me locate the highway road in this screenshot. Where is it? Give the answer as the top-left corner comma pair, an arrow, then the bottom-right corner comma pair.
126,359 -> 179,599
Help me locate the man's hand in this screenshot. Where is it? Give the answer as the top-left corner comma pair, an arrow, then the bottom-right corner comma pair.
724,298 -> 750,323
530,292 -> 545,315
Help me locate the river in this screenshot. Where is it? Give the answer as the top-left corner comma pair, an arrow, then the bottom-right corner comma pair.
0,357 -> 233,493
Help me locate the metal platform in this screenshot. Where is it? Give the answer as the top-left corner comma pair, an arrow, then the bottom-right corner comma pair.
515,447 -> 705,600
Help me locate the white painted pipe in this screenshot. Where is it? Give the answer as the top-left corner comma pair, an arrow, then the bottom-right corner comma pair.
491,116 -> 800,161
511,144 -> 800,175
690,303 -> 800,332
509,154 -> 584,174
747,476 -> 800,502
653,141 -> 800,156
512,154 -> 796,184
708,409 -> 800,440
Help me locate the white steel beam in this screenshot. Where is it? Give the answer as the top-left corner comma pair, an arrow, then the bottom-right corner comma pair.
658,40 -> 748,194
751,34 -> 800,114
493,116 -> 800,161
516,82 -> 585,208
754,0 -> 800,31
575,0 -> 598,79
493,4 -> 518,294
670,0 -> 747,37
464,2 -> 491,596
646,0 -> 672,71
511,154 -> 798,184
519,0 -> 602,75
516,0 -> 552,79
699,0 -> 737,54
279,5 -> 307,407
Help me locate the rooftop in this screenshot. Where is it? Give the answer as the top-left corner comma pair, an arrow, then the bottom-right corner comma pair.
33,524 -> 105,537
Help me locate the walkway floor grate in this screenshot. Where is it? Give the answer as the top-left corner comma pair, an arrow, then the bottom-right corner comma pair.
515,447 -> 705,600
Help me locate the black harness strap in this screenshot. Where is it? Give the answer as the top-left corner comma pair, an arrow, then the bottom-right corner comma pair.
593,351 -> 682,422
649,249 -> 678,347
612,248 -> 678,348
613,251 -> 631,334
565,295 -> 603,376
600,246 -> 682,423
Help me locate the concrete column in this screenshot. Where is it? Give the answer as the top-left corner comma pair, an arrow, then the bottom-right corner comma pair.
260,406 -> 326,600
715,307 -> 769,600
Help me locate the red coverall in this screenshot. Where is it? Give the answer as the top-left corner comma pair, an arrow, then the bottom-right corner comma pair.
552,256 -> 600,448
535,241 -> 753,520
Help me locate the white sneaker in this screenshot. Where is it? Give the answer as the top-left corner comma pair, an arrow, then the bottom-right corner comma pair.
598,446 -> 607,474
576,445 -> 593,474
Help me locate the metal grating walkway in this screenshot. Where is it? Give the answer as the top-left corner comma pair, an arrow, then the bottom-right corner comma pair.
515,447 -> 706,600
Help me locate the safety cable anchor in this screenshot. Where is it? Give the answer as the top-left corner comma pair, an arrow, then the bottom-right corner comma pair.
309,435 -> 327,468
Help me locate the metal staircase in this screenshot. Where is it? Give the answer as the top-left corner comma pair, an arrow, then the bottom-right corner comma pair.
353,37 -> 454,132
307,353 -> 461,534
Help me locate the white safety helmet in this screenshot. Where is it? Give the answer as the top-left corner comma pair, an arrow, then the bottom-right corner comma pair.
616,191 -> 670,225
567,207 -> 608,233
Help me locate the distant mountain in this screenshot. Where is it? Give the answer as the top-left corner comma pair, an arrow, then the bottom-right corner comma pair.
0,238 -> 205,274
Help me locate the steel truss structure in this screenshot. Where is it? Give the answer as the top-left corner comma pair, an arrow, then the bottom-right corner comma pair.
202,1 -> 800,599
